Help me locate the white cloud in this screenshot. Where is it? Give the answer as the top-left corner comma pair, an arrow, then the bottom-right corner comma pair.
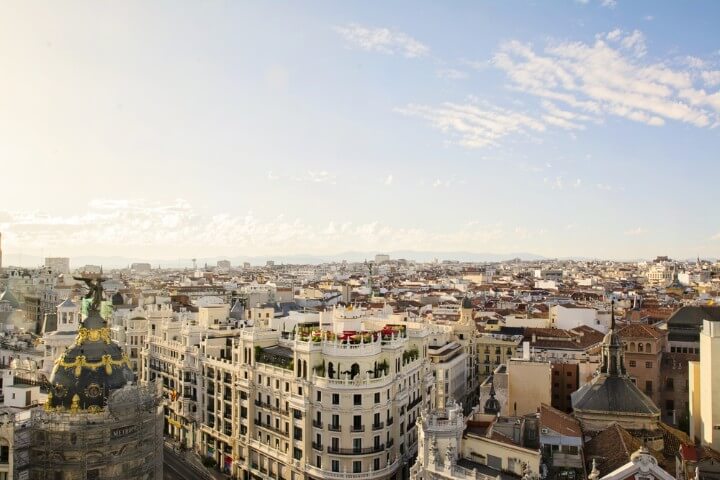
624,227 -> 647,236
701,70 -> 720,87
395,100 -> 545,148
493,31 -> 720,128
643,15 -> 654,21
685,56 -> 706,69
302,170 -> 336,184
0,200 -> 511,256
437,68 -> 468,80
334,24 -> 429,58
601,0 -> 618,9
267,171 -> 279,181
383,174 -> 393,186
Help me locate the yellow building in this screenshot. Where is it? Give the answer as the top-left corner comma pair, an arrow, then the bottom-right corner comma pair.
689,318 -> 720,449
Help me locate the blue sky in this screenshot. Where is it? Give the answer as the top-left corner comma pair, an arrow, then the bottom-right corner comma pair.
1,1 -> 719,261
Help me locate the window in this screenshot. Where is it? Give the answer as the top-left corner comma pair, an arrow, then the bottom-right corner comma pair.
316,456 -> 322,468
332,393 -> 339,405
566,371 -> 572,377
293,447 -> 302,460
332,414 -> 339,428
645,361 -> 652,369
294,426 -> 302,440
353,438 -> 362,451
354,394 -> 362,406
374,458 -> 381,471
645,381 -> 653,393
353,461 -> 362,473
666,400 -> 675,411
629,360 -> 636,367
374,392 -> 380,404
332,460 -> 339,472
666,378 -> 674,391
316,391 -> 322,402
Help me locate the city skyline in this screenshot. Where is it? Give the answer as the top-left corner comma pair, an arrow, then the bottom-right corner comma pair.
2,1 -> 720,260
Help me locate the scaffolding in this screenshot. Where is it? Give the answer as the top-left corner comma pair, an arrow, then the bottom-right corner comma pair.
26,383 -> 163,480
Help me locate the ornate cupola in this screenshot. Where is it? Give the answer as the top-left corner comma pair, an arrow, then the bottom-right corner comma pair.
571,300 -> 660,432
599,301 -> 625,376
47,275 -> 134,413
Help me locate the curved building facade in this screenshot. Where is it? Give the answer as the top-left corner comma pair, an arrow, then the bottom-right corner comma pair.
29,275 -> 163,480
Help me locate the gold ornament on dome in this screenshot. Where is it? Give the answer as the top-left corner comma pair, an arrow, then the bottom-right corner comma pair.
76,327 -> 112,345
55,353 -> 131,378
86,383 -> 102,398
54,383 -> 67,398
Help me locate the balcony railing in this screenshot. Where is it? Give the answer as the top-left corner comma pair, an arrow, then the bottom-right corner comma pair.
312,442 -> 323,451
408,396 -> 423,410
328,424 -> 342,432
372,422 -> 384,431
387,417 -> 394,426
350,425 -> 365,432
312,420 -> 323,429
327,444 -> 384,455
254,400 -> 289,415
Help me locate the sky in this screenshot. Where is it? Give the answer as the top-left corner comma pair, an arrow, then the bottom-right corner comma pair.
1,1 -> 720,263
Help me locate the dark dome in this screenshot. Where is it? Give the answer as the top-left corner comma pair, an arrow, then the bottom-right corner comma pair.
111,291 -> 124,305
484,384 -> 501,415
48,309 -> 134,412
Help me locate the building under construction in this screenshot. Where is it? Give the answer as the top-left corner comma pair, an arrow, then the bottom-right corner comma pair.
13,275 -> 165,480
26,383 -> 162,480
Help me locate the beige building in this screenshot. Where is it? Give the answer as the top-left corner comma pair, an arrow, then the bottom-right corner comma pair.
689,318 -> 720,450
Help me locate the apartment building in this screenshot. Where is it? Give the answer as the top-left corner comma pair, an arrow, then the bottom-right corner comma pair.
618,324 -> 666,408
155,305 -> 436,480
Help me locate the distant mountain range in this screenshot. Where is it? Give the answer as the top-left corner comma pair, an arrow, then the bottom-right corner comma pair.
2,250 -> 547,269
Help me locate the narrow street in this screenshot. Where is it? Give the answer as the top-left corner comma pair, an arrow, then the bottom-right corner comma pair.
163,445 -> 217,480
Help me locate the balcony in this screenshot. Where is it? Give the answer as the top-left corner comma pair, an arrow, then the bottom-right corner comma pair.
387,438 -> 394,448
312,420 -> 323,429
408,396 -> 423,410
328,424 -> 342,432
254,400 -> 289,415
304,458 -> 400,480
387,417 -> 394,426
350,425 -> 365,433
254,420 -> 289,437
312,442 -> 323,451
372,422 -> 384,431
327,444 -> 384,455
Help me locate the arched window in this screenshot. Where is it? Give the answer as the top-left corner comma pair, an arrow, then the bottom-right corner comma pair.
645,343 -> 651,353
638,343 -> 644,352
350,363 -> 360,379
629,342 -> 636,352
328,362 -> 335,379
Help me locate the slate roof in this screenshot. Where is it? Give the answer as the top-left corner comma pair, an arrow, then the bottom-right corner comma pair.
572,375 -> 660,415
0,289 -> 20,309
668,306 -> 720,327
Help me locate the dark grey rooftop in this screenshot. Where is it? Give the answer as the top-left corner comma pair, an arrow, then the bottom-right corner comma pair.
668,306 -> 720,327
571,375 -> 660,415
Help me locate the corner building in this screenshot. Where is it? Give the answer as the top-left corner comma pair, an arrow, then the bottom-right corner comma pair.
199,312 -> 435,480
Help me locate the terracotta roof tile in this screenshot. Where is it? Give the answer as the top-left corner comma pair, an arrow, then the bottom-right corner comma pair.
540,404 -> 582,437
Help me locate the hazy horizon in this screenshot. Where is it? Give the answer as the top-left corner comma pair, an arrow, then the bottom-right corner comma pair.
2,1 -> 719,260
